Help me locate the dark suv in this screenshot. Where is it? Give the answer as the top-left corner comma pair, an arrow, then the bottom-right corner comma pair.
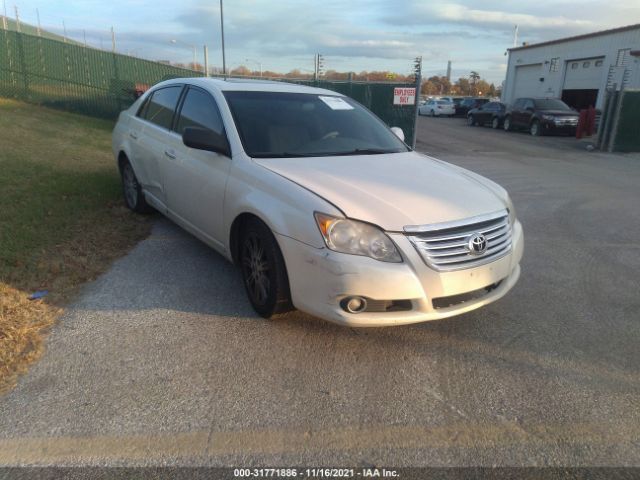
503,98 -> 579,136
467,101 -> 506,129
455,97 -> 489,116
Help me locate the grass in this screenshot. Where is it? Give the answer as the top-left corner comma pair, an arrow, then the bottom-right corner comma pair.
0,98 -> 152,393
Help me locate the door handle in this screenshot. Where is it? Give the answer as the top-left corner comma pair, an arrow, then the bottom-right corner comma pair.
164,149 -> 176,159
129,132 -> 138,140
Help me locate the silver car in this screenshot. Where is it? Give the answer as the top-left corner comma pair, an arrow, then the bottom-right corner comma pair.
112,78 -> 523,327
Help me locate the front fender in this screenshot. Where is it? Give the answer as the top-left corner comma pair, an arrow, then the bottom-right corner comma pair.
223,159 -> 342,251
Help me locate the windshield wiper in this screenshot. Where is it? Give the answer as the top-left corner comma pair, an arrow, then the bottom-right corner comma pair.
251,152 -> 321,158
334,148 -> 397,156
251,148 -> 398,158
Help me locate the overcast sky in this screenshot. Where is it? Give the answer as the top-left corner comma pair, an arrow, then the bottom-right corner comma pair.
8,0 -> 640,84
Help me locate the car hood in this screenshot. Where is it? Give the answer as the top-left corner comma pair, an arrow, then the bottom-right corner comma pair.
254,151 -> 508,231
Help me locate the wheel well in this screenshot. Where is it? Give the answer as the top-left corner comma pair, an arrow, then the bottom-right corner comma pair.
229,213 -> 263,264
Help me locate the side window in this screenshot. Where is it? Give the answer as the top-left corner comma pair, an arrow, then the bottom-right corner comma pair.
136,94 -> 151,118
175,88 -> 225,136
142,86 -> 183,130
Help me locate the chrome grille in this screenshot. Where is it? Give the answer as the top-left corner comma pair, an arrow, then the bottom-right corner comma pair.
405,210 -> 512,271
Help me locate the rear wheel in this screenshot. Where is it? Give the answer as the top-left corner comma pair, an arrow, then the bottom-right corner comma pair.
121,161 -> 153,214
467,115 -> 476,126
492,117 -> 500,129
503,116 -> 513,131
530,120 -> 542,136
430,109 -> 436,117
240,218 -> 293,318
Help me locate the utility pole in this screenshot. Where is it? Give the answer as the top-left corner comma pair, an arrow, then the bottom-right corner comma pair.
219,0 -> 226,76
36,8 -> 41,36
83,29 -> 87,47
111,26 -> 116,53
513,25 -> 519,47
14,5 -> 20,32
2,0 -> 6,31
203,45 -> 209,76
62,20 -> 67,43
412,56 -> 422,150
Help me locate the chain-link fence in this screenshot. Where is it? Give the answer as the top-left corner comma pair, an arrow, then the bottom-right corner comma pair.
1,30 -> 418,145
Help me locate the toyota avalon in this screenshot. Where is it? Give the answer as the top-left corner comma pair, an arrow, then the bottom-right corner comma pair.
112,78 -> 523,327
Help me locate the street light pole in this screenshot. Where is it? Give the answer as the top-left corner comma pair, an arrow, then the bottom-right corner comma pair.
171,39 -> 198,71
220,0 -> 226,76
245,58 -> 262,77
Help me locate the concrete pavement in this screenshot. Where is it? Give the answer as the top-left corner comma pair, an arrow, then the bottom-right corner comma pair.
1,117 -> 639,466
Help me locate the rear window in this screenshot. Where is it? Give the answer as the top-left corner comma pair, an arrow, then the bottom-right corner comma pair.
142,86 -> 183,130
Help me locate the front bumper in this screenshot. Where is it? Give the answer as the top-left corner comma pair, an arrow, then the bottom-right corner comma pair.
277,220 -> 524,327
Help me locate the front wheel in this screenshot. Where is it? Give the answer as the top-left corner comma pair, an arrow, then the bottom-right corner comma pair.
503,116 -> 513,131
492,117 -> 500,129
121,161 -> 153,214
240,218 -> 293,318
467,115 -> 476,126
430,109 -> 436,117
530,120 -> 542,136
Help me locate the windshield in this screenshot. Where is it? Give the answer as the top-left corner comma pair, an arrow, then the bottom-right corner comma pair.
223,91 -> 409,158
534,99 -> 572,111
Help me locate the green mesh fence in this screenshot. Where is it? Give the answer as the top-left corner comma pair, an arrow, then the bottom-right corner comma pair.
0,29 -> 203,118
612,89 -> 640,153
1,30 -> 417,145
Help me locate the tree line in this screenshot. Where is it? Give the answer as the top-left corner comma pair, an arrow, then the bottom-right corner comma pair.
168,62 -> 499,97
421,71 -> 499,97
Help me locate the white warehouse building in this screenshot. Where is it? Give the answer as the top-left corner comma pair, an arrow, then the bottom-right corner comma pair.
502,24 -> 640,110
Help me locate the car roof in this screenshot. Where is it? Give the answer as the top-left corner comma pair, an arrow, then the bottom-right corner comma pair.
151,77 -> 343,97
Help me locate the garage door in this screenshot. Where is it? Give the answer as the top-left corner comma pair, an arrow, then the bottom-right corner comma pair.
513,63 -> 543,99
563,57 -> 605,89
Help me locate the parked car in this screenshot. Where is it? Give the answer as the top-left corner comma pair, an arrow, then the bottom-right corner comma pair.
503,98 -> 579,136
455,97 -> 490,116
467,101 -> 507,129
419,99 -> 456,117
112,78 -> 523,327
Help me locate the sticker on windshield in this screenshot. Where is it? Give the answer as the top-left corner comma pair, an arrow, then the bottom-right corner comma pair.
319,96 -> 354,110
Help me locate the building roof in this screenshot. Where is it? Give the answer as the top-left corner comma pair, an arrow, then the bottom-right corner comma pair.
509,23 -> 640,52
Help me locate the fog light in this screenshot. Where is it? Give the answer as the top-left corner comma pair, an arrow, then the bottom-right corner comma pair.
342,296 -> 368,314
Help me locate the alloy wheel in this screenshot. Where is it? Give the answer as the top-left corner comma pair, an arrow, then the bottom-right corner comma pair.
241,233 -> 271,306
123,164 -> 138,209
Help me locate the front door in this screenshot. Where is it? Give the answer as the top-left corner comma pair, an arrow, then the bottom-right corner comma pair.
162,86 -> 232,248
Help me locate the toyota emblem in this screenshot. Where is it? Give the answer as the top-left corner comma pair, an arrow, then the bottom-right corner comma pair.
467,233 -> 488,255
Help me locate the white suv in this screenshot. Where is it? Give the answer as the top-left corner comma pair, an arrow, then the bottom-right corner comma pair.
112,78 -> 523,327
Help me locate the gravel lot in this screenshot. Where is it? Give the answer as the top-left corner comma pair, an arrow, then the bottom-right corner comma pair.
1,116 -> 639,467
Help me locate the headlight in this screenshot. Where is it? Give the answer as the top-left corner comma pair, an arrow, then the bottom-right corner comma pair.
314,213 -> 402,263
506,196 -> 516,225
541,114 -> 555,121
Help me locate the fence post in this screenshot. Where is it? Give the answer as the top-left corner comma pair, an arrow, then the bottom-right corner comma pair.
411,56 -> 422,149
16,31 -> 29,96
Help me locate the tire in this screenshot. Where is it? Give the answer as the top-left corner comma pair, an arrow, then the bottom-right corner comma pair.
530,120 -> 542,136
503,116 -> 513,131
430,109 -> 435,117
240,218 -> 293,318
121,161 -> 153,214
467,115 -> 476,126
492,117 -> 500,129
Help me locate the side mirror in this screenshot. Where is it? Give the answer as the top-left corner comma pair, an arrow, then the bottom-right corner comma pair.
182,127 -> 231,157
390,126 -> 405,142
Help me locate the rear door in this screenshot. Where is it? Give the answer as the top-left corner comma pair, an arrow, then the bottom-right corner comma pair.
135,85 -> 184,209
163,86 -> 232,246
